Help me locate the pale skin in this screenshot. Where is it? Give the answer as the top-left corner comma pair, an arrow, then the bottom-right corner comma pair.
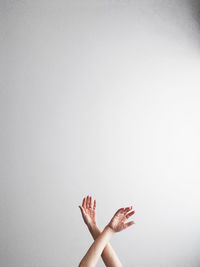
79,196 -> 135,267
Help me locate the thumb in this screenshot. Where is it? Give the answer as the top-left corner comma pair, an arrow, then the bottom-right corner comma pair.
124,221 -> 135,229
79,205 -> 85,217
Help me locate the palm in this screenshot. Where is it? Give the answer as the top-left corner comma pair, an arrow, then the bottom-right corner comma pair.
83,206 -> 96,225
79,196 -> 96,227
108,207 -> 135,232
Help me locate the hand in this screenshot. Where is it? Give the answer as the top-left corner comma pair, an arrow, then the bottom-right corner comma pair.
79,196 -> 97,228
108,207 -> 135,233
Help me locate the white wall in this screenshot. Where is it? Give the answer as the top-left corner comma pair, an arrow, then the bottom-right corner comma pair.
1,1 -> 200,266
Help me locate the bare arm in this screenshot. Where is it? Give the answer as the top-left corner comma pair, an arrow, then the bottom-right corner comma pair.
79,196 -> 123,267
79,225 -> 114,267
79,197 -> 135,267
87,224 -> 122,267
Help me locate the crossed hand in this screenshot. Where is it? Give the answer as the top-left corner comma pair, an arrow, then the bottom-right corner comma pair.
79,196 -> 135,232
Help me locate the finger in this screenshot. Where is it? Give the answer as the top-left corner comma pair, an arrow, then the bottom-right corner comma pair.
125,221 -> 135,228
126,210 -> 135,219
89,196 -> 92,208
79,206 -> 85,217
116,208 -> 124,215
93,199 -> 96,210
124,206 -> 133,214
86,195 -> 89,208
82,197 -> 86,208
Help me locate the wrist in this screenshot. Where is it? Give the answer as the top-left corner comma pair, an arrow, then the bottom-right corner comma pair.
105,224 -> 115,234
87,223 -> 98,232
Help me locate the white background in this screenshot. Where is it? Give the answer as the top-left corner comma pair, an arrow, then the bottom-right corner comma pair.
1,0 -> 200,266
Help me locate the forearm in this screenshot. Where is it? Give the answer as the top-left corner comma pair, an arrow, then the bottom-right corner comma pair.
88,224 -> 123,267
79,226 -> 114,267
88,224 -> 101,240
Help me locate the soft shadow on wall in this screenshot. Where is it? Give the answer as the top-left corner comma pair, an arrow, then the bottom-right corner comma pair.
190,0 -> 200,35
